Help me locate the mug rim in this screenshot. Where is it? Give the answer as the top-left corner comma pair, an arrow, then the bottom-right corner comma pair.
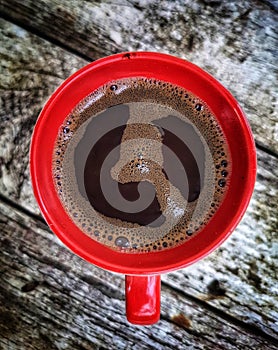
30,51 -> 257,275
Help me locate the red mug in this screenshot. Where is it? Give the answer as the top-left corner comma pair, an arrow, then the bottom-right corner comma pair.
30,52 -> 256,325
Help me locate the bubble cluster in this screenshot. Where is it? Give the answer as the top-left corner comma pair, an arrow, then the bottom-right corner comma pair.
52,77 -> 231,253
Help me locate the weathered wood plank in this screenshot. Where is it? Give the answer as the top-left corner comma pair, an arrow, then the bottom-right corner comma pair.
165,147 -> 278,338
1,16 -> 277,212
0,18 -> 278,340
0,16 -> 278,347
0,19 -> 86,210
1,144 -> 276,342
0,201 -> 277,350
0,0 -> 277,153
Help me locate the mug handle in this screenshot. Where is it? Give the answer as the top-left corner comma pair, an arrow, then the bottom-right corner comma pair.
125,275 -> 161,325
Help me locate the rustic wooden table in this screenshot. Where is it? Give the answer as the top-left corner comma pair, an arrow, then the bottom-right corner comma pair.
0,1 -> 277,349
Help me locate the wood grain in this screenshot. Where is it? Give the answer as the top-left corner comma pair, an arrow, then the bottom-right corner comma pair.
164,146 -> 278,339
1,0 -> 277,153
0,200 -> 276,349
0,19 -> 86,209
0,12 -> 277,349
0,17 -> 278,337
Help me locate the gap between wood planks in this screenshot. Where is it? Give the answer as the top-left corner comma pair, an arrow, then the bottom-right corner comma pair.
1,10 -> 277,160
0,12 -> 277,344
0,11 -> 93,62
1,193 -> 278,347
161,283 -> 278,347
255,141 -> 278,159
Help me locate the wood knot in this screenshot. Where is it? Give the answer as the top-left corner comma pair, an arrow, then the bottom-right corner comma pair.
206,278 -> 226,296
171,313 -> 191,329
21,280 -> 40,293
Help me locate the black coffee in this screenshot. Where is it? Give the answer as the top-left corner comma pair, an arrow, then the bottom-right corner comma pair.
53,77 -> 230,252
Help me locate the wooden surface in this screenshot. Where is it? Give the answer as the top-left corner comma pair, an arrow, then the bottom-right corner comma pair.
0,1 -> 277,349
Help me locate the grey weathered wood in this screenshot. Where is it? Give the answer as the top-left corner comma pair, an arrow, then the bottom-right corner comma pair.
0,0 -> 277,153
0,16 -> 278,340
164,147 -> 278,338
0,19 -> 86,210
0,200 -> 276,350
0,7 -> 277,349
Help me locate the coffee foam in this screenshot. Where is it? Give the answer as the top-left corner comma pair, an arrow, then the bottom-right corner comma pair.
53,77 -> 231,253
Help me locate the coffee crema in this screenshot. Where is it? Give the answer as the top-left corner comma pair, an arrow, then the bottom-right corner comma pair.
53,77 -> 231,253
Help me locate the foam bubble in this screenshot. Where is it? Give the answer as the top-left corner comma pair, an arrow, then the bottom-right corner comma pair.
52,77 -> 231,253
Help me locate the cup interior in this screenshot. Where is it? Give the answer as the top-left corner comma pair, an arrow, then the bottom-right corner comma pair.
30,52 -> 256,275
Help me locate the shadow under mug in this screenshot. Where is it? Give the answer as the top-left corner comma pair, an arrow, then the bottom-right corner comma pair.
30,52 -> 257,325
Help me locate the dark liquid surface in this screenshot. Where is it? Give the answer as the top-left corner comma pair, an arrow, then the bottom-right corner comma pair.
82,105 -> 203,227
53,77 -> 231,252
84,124 -> 164,227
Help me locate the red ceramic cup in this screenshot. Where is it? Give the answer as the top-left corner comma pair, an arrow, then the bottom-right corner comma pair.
30,52 -> 256,325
